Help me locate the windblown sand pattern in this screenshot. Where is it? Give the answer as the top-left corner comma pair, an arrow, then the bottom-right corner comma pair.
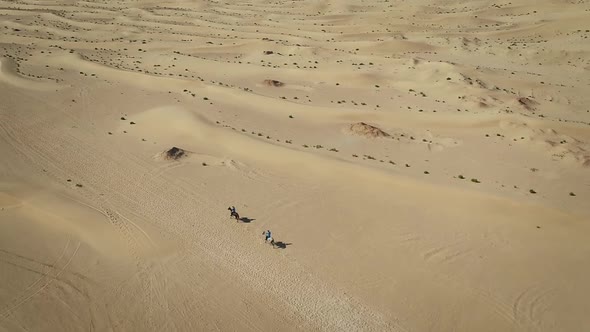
1,0 -> 589,331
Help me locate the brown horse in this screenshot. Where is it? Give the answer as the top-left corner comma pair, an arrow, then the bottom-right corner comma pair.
227,207 -> 240,221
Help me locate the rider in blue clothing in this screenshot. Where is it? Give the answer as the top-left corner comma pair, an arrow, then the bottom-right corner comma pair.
264,230 -> 272,241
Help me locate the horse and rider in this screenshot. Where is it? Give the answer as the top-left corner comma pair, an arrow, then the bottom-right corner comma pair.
262,229 -> 275,247
228,206 -> 240,221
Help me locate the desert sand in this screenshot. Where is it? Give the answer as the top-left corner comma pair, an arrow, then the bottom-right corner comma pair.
1,0 -> 590,331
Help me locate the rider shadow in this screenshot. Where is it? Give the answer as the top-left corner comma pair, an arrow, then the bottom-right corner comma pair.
273,241 -> 292,249
239,217 -> 255,223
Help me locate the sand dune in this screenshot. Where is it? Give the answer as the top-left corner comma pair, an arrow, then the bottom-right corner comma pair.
0,57 -> 60,90
1,0 -> 589,331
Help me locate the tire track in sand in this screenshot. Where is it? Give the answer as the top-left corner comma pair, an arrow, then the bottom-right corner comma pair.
0,239 -> 81,320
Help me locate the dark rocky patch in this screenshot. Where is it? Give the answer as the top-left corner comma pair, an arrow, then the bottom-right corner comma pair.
164,147 -> 187,160
263,79 -> 284,87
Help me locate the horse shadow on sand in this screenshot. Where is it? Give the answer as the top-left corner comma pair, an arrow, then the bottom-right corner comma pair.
273,241 -> 292,249
239,217 -> 255,223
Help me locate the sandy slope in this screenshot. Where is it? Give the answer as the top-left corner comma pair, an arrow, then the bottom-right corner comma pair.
1,0 -> 589,331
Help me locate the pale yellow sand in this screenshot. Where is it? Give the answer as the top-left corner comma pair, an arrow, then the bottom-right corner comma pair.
1,0 -> 590,331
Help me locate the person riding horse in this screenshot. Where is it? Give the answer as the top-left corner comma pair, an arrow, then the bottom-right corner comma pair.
263,230 -> 275,247
228,206 -> 239,220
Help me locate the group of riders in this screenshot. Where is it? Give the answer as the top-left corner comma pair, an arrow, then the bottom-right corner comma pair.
228,206 -> 275,247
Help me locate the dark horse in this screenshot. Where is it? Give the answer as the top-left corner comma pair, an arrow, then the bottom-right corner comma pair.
227,207 -> 240,221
